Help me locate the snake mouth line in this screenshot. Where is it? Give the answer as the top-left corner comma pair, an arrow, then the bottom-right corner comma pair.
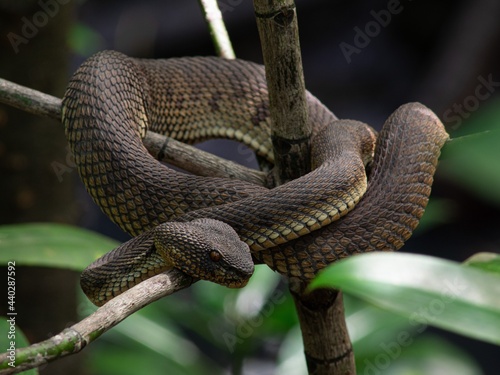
225,278 -> 251,288
187,271 -> 252,289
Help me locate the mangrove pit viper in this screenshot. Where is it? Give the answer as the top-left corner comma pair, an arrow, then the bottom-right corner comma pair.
61,50 -> 448,306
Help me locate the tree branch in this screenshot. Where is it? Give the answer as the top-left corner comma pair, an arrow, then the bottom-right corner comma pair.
197,0 -> 235,59
253,0 -> 311,184
291,286 -> 354,375
0,77 -> 60,121
0,78 -> 267,187
252,1 -> 355,373
0,270 -> 193,374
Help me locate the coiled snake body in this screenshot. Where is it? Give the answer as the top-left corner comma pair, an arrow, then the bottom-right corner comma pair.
62,51 -> 448,306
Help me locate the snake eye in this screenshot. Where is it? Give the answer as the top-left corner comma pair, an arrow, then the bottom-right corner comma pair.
209,250 -> 222,262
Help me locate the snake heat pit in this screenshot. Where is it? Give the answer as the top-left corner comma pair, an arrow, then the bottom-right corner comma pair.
62,50 -> 448,306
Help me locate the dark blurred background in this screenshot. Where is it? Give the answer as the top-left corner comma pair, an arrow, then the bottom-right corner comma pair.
1,0 -> 499,374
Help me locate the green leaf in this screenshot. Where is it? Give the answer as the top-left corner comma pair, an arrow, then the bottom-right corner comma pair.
310,252 -> 500,345
0,223 -> 118,271
440,99 -> 500,206
440,131 -> 492,160
347,300 -> 415,358
276,298 -> 484,375
465,252 -> 500,275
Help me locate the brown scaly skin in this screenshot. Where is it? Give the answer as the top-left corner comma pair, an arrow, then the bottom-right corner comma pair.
255,103 -> 449,282
62,50 -> 448,305
81,219 -> 253,306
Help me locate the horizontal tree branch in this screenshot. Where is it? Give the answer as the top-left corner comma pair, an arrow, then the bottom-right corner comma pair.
0,77 -> 61,121
0,269 -> 194,374
0,77 -> 268,187
144,132 -> 267,186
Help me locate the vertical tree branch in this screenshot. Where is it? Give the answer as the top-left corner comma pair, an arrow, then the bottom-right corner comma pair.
252,1 -> 355,374
197,0 -> 236,59
253,0 -> 311,184
291,287 -> 354,375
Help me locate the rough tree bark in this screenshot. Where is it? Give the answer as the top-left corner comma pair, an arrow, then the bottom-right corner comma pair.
253,0 -> 311,184
253,0 -> 355,374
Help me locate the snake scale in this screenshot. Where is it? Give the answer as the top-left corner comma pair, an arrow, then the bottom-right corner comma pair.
62,50 -> 448,306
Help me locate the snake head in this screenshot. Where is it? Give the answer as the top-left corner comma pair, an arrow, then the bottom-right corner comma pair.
154,219 -> 254,288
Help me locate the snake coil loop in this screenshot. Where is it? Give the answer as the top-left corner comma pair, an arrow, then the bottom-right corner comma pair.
62,50 -> 448,305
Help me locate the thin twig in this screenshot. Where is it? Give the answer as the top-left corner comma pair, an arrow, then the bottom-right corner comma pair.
197,0 -> 236,59
0,270 -> 193,374
0,78 -> 267,187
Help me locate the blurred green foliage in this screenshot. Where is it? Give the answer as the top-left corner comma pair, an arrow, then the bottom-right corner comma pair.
67,23 -> 104,57
2,221 -> 497,374
312,252 -> 500,345
441,99 -> 500,206
465,253 -> 500,275
0,223 -> 116,271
